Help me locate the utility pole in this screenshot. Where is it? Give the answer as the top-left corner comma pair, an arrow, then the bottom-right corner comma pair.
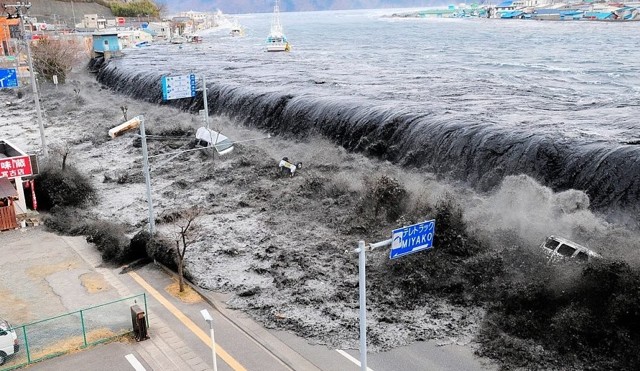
139,116 -> 155,235
5,2 -> 48,157
71,0 -> 77,29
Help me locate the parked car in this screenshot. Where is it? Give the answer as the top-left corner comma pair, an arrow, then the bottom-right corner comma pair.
0,318 -> 18,365
540,236 -> 601,263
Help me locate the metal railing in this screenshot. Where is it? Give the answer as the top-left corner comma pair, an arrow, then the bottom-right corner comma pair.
1,293 -> 147,370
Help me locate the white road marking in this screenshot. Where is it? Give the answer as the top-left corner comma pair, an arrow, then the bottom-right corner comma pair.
336,349 -> 375,371
125,353 -> 146,371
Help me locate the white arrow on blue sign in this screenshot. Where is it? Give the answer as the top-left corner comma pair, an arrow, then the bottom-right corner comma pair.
0,68 -> 19,88
389,219 -> 435,259
161,74 -> 196,101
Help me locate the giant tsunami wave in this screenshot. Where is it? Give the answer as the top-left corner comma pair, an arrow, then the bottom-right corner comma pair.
95,62 -> 640,221
92,10 -> 640,223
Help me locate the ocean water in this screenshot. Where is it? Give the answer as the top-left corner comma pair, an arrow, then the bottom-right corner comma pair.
96,9 -> 640,220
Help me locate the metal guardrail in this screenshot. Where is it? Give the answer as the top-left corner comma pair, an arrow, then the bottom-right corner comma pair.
1,293 -> 147,370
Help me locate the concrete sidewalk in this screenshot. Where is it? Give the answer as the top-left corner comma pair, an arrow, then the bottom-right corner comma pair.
1,227 -> 321,371
61,233 -> 211,371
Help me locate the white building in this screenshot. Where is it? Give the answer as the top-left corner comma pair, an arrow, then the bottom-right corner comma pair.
79,14 -> 107,30
145,21 -> 172,39
512,0 -> 553,7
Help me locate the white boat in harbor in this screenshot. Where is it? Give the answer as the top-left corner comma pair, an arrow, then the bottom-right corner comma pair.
230,19 -> 245,37
266,0 -> 290,52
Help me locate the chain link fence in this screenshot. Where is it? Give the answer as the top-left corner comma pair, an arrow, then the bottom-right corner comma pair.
1,293 -> 147,370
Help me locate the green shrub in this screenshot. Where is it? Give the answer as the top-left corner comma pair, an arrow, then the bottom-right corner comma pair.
35,165 -> 96,210
110,0 -> 160,17
42,207 -> 90,235
146,235 -> 178,271
84,220 -> 129,263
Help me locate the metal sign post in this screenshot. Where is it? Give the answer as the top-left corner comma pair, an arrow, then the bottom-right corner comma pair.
356,240 -> 368,371
355,220 -> 436,371
107,116 -> 154,233
201,75 -> 216,159
161,73 -> 220,160
355,238 -> 392,371
139,116 -> 155,234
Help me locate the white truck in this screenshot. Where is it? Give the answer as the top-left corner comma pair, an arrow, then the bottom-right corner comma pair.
0,318 -> 19,365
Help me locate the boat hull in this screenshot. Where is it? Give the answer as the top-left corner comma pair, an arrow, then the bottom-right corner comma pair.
267,42 -> 290,52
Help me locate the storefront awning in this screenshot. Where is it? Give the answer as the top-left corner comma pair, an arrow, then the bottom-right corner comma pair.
0,177 -> 18,198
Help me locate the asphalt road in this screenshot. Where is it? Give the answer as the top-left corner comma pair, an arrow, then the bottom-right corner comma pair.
0,227 -> 496,371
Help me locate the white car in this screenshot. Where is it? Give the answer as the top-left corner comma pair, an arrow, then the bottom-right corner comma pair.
0,318 -> 18,365
540,236 -> 601,263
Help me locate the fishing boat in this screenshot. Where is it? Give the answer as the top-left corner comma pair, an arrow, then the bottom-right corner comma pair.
266,0 -> 290,52
230,19 -> 245,37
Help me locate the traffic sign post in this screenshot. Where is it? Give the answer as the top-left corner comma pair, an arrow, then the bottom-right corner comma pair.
162,74 -> 216,159
0,68 -> 19,88
390,220 -> 435,259
161,74 -> 197,101
354,219 -> 436,371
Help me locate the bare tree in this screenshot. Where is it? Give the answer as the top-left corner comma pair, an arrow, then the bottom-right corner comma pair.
174,206 -> 202,292
30,38 -> 86,84
120,105 -> 128,121
51,141 -> 71,171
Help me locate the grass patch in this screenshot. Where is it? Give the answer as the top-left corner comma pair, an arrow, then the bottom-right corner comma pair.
26,260 -> 81,279
165,279 -> 202,304
79,272 -> 111,294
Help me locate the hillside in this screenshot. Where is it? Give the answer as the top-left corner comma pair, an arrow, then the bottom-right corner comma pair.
20,0 -> 449,20
22,0 -> 113,26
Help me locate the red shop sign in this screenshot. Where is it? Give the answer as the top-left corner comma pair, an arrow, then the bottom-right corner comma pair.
0,155 -> 33,179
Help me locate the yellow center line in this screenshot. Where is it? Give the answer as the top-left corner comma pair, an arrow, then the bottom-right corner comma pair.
128,271 -> 247,371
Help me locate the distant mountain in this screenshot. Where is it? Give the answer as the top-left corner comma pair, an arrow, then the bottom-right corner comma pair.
159,0 -> 449,14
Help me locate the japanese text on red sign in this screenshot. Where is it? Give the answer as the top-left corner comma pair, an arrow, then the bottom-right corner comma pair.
0,155 -> 33,179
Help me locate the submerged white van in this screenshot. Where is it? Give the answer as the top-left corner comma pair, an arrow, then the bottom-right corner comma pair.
540,236 -> 601,263
0,318 -> 19,365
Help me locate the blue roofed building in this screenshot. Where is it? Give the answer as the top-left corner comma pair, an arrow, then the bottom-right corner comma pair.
91,33 -> 123,59
493,0 -> 517,18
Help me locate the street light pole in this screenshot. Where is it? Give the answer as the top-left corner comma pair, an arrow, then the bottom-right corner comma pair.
7,2 -> 48,157
200,309 -> 217,371
108,115 -> 155,235
357,240 -> 367,371
71,1 -> 76,29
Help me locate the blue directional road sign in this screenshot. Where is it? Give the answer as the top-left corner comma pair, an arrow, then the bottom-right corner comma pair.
389,219 -> 435,259
0,68 -> 18,88
161,74 -> 196,100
